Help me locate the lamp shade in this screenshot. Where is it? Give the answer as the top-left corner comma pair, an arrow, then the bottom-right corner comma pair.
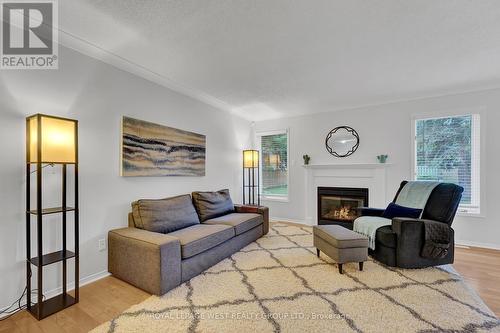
27,114 -> 77,163
243,150 -> 259,168
268,153 -> 281,168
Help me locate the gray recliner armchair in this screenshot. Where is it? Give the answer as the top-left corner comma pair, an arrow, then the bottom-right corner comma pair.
359,181 -> 464,268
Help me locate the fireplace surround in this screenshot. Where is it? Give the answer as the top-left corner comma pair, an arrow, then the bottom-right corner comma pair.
317,186 -> 369,229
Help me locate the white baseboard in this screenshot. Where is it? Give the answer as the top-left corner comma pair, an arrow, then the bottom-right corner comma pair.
0,270 -> 110,319
455,240 -> 500,251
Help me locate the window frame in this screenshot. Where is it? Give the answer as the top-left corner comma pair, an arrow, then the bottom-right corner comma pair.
411,113 -> 481,215
255,128 -> 290,202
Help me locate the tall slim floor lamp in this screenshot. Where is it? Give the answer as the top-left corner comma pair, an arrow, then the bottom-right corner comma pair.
26,114 -> 79,320
243,150 -> 260,206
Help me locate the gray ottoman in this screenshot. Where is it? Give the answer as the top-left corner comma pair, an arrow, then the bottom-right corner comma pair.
313,225 -> 369,274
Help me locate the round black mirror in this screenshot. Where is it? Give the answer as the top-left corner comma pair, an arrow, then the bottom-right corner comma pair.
325,126 -> 360,158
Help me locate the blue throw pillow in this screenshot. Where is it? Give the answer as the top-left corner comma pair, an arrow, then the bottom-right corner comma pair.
382,202 -> 422,219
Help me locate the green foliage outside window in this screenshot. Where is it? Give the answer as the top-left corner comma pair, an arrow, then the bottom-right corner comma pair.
261,133 -> 288,196
416,115 -> 472,204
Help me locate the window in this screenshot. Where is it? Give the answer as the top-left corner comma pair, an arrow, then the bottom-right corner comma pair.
414,114 -> 480,214
257,130 -> 289,200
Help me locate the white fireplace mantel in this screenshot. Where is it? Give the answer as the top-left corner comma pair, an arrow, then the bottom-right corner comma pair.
303,163 -> 392,169
303,163 -> 391,225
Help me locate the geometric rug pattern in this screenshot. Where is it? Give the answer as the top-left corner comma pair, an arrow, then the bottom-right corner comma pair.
93,223 -> 500,333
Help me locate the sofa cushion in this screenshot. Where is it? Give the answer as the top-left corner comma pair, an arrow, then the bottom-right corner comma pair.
191,189 -> 235,222
168,224 -> 235,259
375,225 -> 397,248
131,194 -> 200,233
203,213 -> 263,235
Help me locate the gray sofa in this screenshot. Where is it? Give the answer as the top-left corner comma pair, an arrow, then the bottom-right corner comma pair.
108,190 -> 269,295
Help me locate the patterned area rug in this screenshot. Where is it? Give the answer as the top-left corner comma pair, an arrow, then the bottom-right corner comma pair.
93,223 -> 499,333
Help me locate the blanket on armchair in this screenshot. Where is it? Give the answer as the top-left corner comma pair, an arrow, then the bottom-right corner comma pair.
353,181 -> 440,250
353,216 -> 391,250
395,181 -> 440,214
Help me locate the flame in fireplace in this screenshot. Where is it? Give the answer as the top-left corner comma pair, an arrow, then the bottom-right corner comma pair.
323,205 -> 356,220
337,206 -> 352,220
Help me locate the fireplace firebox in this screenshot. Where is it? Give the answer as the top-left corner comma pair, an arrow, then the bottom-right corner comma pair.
317,187 -> 369,229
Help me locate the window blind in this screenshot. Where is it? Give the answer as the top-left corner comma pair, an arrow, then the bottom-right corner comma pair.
415,114 -> 480,213
259,132 -> 288,198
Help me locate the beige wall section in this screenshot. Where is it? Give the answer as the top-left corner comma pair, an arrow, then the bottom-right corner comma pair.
0,45 -> 252,310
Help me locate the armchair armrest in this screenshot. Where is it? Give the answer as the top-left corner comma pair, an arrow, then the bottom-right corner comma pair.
392,217 -> 425,235
357,207 -> 385,217
391,218 -> 426,267
234,204 -> 269,235
108,227 -> 181,295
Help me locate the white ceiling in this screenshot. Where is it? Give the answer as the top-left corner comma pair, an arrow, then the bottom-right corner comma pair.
59,0 -> 500,121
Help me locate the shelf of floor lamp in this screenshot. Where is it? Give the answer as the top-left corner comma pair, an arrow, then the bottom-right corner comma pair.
29,250 -> 76,267
28,293 -> 77,320
28,207 -> 75,215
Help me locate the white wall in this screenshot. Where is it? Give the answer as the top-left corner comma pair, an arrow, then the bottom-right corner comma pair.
254,88 -> 500,249
0,46 -> 251,309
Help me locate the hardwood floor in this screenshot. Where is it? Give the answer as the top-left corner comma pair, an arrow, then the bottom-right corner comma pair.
0,277 -> 149,333
454,246 -> 500,317
1,246 -> 499,332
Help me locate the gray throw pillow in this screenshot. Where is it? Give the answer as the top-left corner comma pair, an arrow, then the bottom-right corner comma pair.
131,194 -> 200,233
192,189 -> 235,222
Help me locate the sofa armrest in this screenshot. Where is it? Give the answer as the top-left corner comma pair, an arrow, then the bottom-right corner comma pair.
357,207 -> 385,217
234,205 -> 269,235
108,227 -> 181,295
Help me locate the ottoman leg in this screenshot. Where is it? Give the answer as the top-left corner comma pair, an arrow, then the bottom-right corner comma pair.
338,264 -> 343,274
359,262 -> 364,271
316,248 -> 320,257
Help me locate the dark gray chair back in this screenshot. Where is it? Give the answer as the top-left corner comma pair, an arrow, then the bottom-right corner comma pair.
393,181 -> 464,225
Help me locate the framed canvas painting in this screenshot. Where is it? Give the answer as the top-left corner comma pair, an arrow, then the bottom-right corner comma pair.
121,116 -> 206,176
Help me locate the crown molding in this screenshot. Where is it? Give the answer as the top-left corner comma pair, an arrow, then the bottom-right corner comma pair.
57,29 -> 236,115
56,28 -> 500,123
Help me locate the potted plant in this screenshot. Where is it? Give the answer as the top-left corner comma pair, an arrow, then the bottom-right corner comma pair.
303,154 -> 311,165
377,154 -> 388,163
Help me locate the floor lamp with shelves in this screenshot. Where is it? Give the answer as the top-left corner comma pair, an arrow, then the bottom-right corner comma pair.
26,114 -> 79,320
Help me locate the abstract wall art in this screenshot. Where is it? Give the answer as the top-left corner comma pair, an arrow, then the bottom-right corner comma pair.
121,116 -> 206,177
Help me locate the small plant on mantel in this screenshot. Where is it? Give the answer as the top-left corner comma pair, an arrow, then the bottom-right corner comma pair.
303,154 -> 311,165
377,154 -> 389,163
